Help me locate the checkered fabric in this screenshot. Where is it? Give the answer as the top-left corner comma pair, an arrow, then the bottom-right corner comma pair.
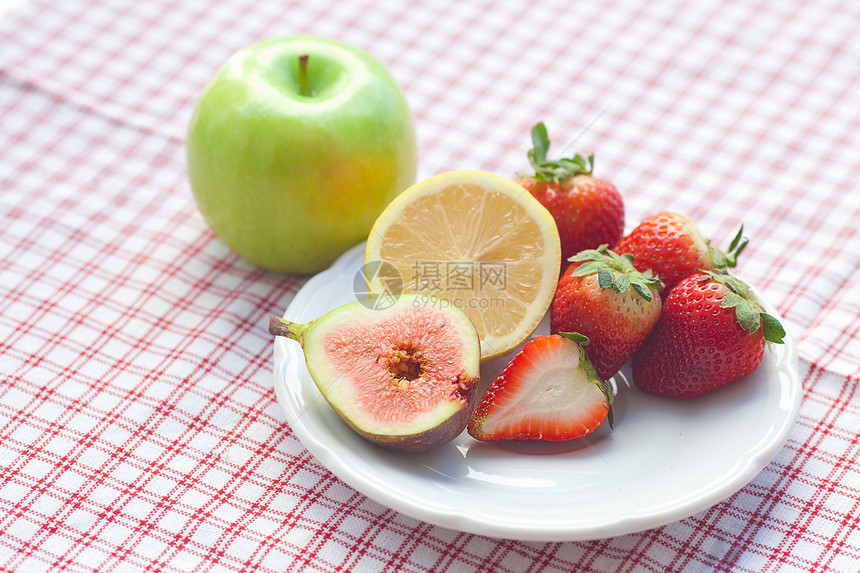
2,0 -> 859,571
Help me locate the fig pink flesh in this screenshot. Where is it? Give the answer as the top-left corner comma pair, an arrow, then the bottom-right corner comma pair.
321,307 -> 471,425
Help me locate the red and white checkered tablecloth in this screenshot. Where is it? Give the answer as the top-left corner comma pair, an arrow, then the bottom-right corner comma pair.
2,0 -> 859,570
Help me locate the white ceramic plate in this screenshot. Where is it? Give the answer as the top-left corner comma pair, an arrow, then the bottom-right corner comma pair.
272,243 -> 801,542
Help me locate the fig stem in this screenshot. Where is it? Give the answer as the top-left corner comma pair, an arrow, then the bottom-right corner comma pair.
298,53 -> 309,97
269,315 -> 306,342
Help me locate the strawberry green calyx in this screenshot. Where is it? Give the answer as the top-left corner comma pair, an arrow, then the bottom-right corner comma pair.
559,331 -> 589,346
709,225 -> 749,269
700,271 -> 786,344
569,245 -> 664,302
524,122 -> 594,183
558,331 -> 615,429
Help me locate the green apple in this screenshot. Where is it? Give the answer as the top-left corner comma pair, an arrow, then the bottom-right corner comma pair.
187,36 -> 417,274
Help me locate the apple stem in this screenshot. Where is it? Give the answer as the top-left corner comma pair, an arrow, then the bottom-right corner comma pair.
298,53 -> 310,97
269,315 -> 307,343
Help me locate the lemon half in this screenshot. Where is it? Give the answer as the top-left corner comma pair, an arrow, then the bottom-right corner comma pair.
365,170 -> 561,361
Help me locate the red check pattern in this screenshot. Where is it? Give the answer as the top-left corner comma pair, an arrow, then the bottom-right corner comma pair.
1,0 -> 859,571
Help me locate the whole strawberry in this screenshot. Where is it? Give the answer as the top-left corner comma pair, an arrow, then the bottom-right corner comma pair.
632,271 -> 785,399
614,211 -> 747,292
468,333 -> 613,442
550,246 -> 663,380
516,123 -> 624,268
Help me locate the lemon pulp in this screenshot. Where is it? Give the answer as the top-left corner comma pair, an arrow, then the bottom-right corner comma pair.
365,170 -> 561,361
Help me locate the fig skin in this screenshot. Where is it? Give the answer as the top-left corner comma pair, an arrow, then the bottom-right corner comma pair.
269,294 -> 482,452
331,378 -> 479,452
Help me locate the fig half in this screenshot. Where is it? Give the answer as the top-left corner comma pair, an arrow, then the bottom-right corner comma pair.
269,295 -> 481,452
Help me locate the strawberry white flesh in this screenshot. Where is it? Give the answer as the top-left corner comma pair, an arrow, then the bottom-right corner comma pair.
468,335 -> 611,442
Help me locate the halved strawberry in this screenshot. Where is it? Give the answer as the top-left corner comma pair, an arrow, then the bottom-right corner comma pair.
467,333 -> 613,442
